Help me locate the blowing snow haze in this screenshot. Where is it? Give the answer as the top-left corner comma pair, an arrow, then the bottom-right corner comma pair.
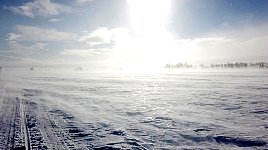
0,0 -> 268,150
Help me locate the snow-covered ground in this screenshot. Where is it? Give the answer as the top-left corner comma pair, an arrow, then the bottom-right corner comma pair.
0,69 -> 267,149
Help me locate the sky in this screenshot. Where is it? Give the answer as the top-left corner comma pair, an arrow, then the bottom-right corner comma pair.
0,0 -> 268,68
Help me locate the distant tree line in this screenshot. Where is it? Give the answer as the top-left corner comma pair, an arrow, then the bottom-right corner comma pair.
165,62 -> 193,68
165,62 -> 268,69
204,62 -> 267,68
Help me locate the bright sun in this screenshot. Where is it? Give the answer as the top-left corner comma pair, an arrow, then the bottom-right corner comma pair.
116,0 -> 178,72
113,0 -> 193,73
127,0 -> 171,35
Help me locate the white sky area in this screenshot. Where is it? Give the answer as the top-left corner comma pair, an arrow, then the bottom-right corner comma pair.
0,0 -> 268,70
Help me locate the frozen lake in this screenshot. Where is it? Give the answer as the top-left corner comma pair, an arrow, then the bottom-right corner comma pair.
0,69 -> 267,149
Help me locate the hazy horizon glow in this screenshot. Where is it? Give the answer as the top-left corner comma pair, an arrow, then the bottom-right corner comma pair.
0,0 -> 268,69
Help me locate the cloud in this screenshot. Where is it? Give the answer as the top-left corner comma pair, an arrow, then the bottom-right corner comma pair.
166,34 -> 268,63
190,23 -> 268,61
0,54 -> 26,64
6,33 -> 22,41
61,48 -> 111,57
7,25 -> 75,42
6,25 -> 72,57
60,48 -> 114,64
8,41 -> 33,55
206,22 -> 268,40
78,27 -> 130,46
31,42 -> 48,50
60,27 -> 130,63
5,0 -> 71,18
48,18 -> 64,22
8,41 -> 48,55
75,0 -> 93,5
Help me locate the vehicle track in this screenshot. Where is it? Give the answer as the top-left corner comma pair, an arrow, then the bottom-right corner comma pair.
21,98 -> 30,150
0,96 -> 24,150
21,88 -> 89,150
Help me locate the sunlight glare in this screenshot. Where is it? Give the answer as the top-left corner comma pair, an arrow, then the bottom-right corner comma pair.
119,0 -> 178,72
127,0 -> 171,35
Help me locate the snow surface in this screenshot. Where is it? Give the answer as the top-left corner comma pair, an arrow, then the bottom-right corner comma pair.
0,69 -> 267,149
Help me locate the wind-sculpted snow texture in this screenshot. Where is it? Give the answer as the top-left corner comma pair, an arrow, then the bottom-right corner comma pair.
0,69 -> 267,149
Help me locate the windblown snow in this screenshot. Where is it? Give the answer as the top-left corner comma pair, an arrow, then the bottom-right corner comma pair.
0,69 -> 267,149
